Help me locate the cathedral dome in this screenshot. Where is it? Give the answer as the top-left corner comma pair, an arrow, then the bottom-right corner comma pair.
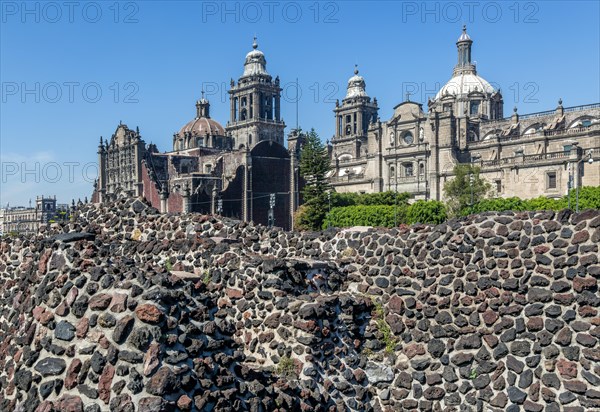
179,117 -> 225,137
242,37 -> 268,77
434,72 -> 496,100
346,66 -> 367,98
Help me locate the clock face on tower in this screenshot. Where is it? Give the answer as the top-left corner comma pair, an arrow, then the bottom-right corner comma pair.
403,132 -> 414,145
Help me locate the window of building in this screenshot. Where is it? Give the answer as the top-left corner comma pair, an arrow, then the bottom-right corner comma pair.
197,138 -> 204,147
389,165 -> 395,177
470,101 -> 480,116
403,163 -> 413,177
443,103 -> 452,112
205,164 -> 212,174
403,132 -> 414,145
495,180 -> 502,193
582,119 -> 592,127
547,172 -> 557,189
563,144 -> 572,154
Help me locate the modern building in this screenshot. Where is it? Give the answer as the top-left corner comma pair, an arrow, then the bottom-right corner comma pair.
93,39 -> 300,230
328,26 -> 599,200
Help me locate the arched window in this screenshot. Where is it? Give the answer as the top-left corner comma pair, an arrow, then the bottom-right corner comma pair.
249,134 -> 252,145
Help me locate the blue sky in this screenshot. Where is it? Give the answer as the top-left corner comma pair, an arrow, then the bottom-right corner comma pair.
1,0 -> 599,206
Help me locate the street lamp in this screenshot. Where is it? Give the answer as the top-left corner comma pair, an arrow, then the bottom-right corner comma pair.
576,149 -> 594,212
470,154 -> 481,206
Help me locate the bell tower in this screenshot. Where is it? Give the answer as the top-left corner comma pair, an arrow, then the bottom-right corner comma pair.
226,38 -> 285,150
331,66 -> 379,159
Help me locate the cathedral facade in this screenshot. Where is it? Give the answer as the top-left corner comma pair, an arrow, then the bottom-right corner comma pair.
94,29 -> 599,229
328,27 -> 599,201
93,39 -> 300,230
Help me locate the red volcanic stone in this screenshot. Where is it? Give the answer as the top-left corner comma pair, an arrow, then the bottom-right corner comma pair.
66,287 -> 78,306
387,295 -> 405,315
144,342 -> 161,376
135,304 -> 164,324
534,245 -> 549,254
177,395 -> 193,411
557,359 -> 578,379
32,306 -> 45,321
555,328 -> 572,346
564,380 -> 587,394
146,366 -> 179,396
89,294 -> 113,311
64,359 -> 82,390
483,334 -> 499,348
483,310 -> 499,326
225,288 -> 243,299
109,293 -> 128,313
554,293 -> 575,305
98,364 -> 115,404
404,343 -> 425,359
579,306 -> 598,317
55,300 -> 69,317
57,394 -> 83,412
35,401 -> 55,412
75,318 -> 89,339
38,249 -> 52,274
573,277 -> 597,293
572,231 -> 590,244
527,317 -> 544,332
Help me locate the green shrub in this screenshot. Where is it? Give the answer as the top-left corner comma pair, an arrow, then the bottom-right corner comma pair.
331,191 -> 410,207
406,200 -> 447,224
275,356 -> 298,379
461,186 -> 600,215
322,205 -> 406,229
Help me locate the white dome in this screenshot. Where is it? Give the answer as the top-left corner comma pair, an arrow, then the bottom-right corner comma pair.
242,38 -> 268,77
434,73 -> 496,101
346,67 -> 367,98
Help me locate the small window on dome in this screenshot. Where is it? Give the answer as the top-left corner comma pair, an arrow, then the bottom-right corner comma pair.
582,119 -> 592,127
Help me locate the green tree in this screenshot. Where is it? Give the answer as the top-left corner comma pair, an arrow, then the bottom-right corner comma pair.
298,129 -> 331,230
444,164 -> 491,216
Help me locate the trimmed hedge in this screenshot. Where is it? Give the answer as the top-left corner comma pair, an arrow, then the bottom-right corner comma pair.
462,186 -> 600,215
323,200 -> 448,228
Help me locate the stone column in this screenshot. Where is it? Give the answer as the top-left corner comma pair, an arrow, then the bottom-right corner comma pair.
159,186 -> 169,213
289,153 -> 296,230
275,93 -> 281,121
211,185 -> 217,215
182,183 -> 191,213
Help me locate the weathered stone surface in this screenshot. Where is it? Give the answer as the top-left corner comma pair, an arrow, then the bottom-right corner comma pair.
135,304 -> 164,324
34,357 -> 67,376
1,200 -> 598,412
146,366 -> 179,396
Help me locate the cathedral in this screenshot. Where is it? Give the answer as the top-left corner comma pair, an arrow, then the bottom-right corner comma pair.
93,39 -> 301,230
328,26 -> 599,199
93,28 -> 599,228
